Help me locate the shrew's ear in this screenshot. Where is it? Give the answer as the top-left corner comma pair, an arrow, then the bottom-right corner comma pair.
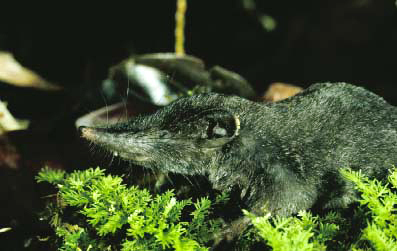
200,109 -> 240,148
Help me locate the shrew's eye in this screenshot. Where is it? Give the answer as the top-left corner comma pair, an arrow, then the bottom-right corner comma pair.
182,109 -> 239,145
194,109 -> 239,148
207,121 -> 227,138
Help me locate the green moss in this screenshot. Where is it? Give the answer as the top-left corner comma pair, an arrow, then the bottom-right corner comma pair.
36,167 -> 224,251
341,168 -> 397,251
37,167 -> 397,250
243,210 -> 340,251
244,168 -> 397,251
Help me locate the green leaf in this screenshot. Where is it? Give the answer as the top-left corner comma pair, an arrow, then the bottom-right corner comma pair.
36,166 -> 66,185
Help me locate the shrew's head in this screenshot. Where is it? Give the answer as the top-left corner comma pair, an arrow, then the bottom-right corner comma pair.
80,93 -> 249,175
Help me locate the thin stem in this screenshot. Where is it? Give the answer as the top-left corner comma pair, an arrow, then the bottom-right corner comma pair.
175,0 -> 187,55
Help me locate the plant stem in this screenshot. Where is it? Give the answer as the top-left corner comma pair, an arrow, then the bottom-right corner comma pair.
175,0 -> 187,55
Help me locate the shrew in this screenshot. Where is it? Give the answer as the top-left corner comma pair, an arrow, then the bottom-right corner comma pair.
80,83 -> 397,216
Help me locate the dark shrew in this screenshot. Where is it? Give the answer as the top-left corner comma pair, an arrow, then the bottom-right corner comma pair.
80,83 -> 397,216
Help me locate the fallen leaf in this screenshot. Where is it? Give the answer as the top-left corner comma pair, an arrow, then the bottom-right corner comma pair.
263,82 -> 303,102
0,51 -> 61,91
0,100 -> 29,134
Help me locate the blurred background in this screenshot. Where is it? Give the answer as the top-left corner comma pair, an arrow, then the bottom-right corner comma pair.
1,0 -> 396,102
0,0 -> 396,250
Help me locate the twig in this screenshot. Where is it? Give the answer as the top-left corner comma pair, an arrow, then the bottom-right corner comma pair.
175,0 -> 187,55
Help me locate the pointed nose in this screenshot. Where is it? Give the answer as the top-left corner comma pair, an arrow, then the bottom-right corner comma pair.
79,126 -> 98,141
78,126 -> 86,134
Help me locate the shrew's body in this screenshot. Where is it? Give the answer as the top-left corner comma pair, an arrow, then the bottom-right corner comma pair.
81,83 -> 397,215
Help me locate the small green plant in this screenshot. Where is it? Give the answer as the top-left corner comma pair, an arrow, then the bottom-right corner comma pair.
244,168 -> 397,251
341,168 -> 397,251
243,210 -> 340,251
36,167 -> 226,251
37,167 -> 397,250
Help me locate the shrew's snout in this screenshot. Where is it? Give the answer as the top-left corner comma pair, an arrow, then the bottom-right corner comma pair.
79,126 -> 99,141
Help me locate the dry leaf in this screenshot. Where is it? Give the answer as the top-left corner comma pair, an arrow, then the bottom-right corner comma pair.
0,51 -> 61,91
263,82 -> 303,102
0,100 -> 29,134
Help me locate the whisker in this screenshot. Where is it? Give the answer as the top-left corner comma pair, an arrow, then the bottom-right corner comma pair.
99,90 -> 109,128
164,173 -> 174,186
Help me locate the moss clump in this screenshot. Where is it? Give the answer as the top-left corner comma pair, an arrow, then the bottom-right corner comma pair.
243,210 -> 340,251
36,167 -> 226,251
244,168 -> 397,251
36,167 -> 397,250
341,168 -> 397,251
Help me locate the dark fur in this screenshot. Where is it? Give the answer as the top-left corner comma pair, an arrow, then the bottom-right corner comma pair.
81,83 -> 397,215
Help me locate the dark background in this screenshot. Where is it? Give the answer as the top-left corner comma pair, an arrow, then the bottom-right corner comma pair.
0,1 -> 396,250
1,0 -> 396,103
